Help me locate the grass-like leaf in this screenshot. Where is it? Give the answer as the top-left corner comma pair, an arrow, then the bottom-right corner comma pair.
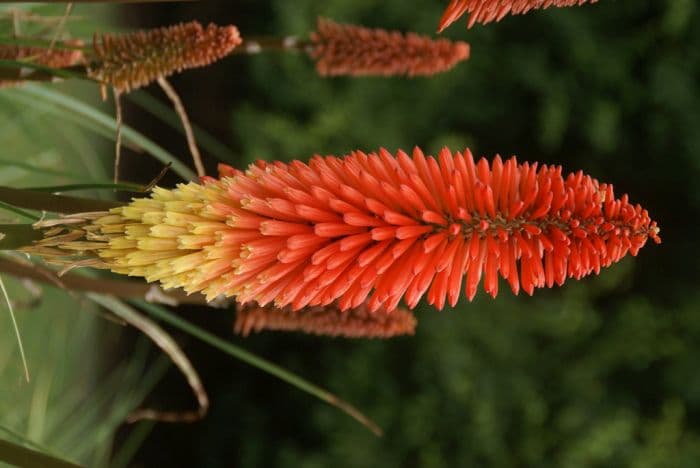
0,158 -> 82,179
88,294 -> 209,423
25,182 -> 145,193
0,436 -> 83,468
0,202 -> 40,221
108,420 -> 155,468
0,185 -> 121,213
135,300 -> 384,436
0,275 -> 29,382
12,84 -> 197,180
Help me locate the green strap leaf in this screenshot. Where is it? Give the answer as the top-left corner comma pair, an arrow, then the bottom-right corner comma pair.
134,300 -> 384,436
25,182 -> 145,193
0,437 -> 84,468
11,85 -> 198,181
0,186 -> 122,213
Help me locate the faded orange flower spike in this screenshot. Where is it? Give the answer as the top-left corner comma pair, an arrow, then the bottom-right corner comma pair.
27,148 -> 659,314
88,21 -> 241,93
235,300 -> 417,338
311,17 -> 470,77
0,41 -> 84,88
439,0 -> 599,31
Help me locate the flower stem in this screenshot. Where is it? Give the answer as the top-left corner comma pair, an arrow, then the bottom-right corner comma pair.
0,257 -> 211,305
235,36 -> 311,54
0,186 -> 122,214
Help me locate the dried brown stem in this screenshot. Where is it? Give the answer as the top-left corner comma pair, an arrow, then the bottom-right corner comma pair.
0,256 -> 212,305
157,77 -> 205,177
47,3 -> 73,52
87,293 -> 209,424
232,36 -> 309,55
113,89 -> 123,183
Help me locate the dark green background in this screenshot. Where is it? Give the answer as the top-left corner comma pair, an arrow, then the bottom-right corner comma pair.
116,1 -> 699,466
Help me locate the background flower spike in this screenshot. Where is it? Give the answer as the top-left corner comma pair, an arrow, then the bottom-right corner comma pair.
22,147 -> 660,312
235,300 -> 417,338
311,17 -> 470,77
0,40 -> 84,88
88,20 -> 241,93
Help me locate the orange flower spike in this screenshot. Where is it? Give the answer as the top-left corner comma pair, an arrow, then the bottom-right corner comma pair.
438,0 -> 599,32
89,21 -> 241,93
311,17 -> 470,77
234,300 -> 417,339
0,41 -> 84,88
78,148 -> 659,313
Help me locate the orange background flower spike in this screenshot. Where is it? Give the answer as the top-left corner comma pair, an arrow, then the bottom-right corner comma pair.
235,300 -> 417,338
311,17 -> 470,77
438,0 -> 599,32
28,148 -> 660,313
88,21 -> 241,93
0,41 -> 84,88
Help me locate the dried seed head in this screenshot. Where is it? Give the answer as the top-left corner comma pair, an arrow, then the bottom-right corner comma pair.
311,17 -> 470,77
439,0 -> 599,31
0,40 -> 84,88
235,300 -> 417,338
88,21 -> 241,93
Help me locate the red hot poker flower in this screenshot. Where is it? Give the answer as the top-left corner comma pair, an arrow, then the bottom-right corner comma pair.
235,300 -> 417,338
0,41 -> 84,88
311,17 -> 470,77
439,0 -> 599,31
89,21 -> 241,93
30,148 -> 660,313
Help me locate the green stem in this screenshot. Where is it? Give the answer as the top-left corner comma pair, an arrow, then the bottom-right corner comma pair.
17,85 -> 198,181
0,61 -> 88,82
0,224 -> 42,250
0,186 -> 121,214
135,300 -> 384,436
234,36 -> 311,54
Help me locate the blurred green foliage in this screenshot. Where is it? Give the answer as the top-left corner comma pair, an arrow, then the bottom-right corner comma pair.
0,4 -> 170,466
139,0 -> 698,466
1,0 -> 699,466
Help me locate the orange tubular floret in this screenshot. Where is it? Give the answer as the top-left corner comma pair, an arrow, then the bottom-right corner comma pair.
0,41 -> 84,88
89,21 -> 241,92
311,17 -> 470,77
234,300 -> 417,338
438,0 -> 599,32
82,147 -> 660,314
